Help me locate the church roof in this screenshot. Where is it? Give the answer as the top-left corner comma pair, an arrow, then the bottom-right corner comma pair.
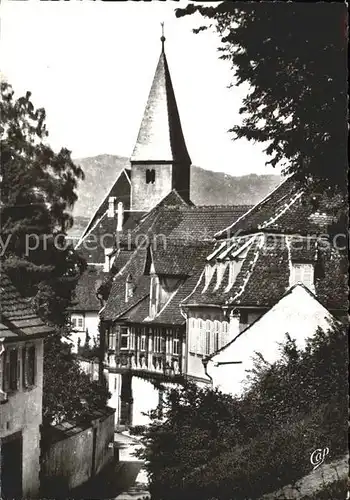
130,45 -> 191,165
76,168 -> 131,246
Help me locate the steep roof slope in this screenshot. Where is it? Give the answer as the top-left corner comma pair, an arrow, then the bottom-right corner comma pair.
75,168 -> 131,248
215,175 -> 340,238
130,47 -> 191,165
183,233 -> 348,311
0,272 -> 54,339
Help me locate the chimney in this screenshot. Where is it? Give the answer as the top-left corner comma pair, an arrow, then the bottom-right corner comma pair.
108,197 -> 116,218
117,201 -> 124,232
104,248 -> 112,272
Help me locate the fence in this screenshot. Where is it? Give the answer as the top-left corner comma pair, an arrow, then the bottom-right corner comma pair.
40,407 -> 115,496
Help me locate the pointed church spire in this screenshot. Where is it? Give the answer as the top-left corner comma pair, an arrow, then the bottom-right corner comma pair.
130,32 -> 191,165
161,22 -> 165,53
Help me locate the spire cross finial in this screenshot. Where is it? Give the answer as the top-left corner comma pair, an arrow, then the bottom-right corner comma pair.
160,22 -> 165,52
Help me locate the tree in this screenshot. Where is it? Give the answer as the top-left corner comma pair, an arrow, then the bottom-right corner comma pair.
136,325 -> 348,500
43,332 -> 109,425
0,82 -> 109,422
0,81 -> 86,324
176,3 -> 348,195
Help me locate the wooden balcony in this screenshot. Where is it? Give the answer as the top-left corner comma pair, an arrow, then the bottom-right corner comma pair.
106,349 -> 182,379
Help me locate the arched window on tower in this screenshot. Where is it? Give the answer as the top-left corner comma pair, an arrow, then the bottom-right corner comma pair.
146,169 -> 156,184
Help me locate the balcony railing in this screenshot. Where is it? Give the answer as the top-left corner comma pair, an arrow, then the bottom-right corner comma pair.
107,350 -> 181,377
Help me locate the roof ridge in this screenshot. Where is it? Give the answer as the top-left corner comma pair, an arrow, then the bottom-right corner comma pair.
214,174 -> 293,239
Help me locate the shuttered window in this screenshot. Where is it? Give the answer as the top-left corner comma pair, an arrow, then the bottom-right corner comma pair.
291,264 -> 314,290
214,321 -> 220,352
222,321 -> 229,348
23,345 -> 36,388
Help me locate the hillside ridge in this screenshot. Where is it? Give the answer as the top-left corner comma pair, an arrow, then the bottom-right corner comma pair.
72,154 -> 282,221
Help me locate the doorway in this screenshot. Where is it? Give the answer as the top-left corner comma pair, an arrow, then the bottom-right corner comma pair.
0,432 -> 23,500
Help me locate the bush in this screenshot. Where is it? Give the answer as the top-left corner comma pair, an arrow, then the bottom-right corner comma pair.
137,324 -> 348,500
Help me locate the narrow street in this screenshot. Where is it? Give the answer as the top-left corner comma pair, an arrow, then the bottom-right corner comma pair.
69,431 -> 149,500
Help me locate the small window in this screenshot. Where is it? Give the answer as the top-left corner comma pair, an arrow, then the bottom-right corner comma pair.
146,169 -> 156,184
153,332 -> 161,353
228,259 -> 244,287
140,335 -> 146,352
198,319 -> 205,355
109,331 -> 116,350
221,321 -> 229,348
120,327 -> 129,350
71,314 -> 84,331
205,320 -> 211,355
172,331 -> 180,355
291,263 -> 315,290
204,264 -> 215,288
214,321 -> 220,352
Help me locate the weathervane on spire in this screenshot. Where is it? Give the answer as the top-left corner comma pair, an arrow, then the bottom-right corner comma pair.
161,22 -> 165,52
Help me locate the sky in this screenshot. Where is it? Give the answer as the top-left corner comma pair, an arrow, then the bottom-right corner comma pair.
1,0 -> 278,177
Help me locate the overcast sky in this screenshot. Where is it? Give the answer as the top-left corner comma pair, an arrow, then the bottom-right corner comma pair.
1,0 -> 279,176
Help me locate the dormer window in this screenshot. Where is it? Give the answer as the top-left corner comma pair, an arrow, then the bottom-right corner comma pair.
146,169 -> 156,184
149,275 -> 159,318
290,263 -> 315,291
125,274 -> 134,303
228,258 -> 244,287
149,275 -> 182,319
213,263 -> 227,290
204,263 -> 215,288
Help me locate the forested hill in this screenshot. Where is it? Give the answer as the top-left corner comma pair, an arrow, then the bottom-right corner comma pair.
72,154 -> 282,220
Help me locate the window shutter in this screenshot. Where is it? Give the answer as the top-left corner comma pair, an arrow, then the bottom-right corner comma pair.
222,322 -> 229,347
3,350 -> 10,392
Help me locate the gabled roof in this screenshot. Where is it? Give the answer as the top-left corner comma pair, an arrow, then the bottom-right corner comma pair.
118,202 -> 252,249
206,284 -> 339,397
215,175 -> 340,238
101,242 -> 212,325
130,46 -> 191,165
0,272 -> 54,339
147,242 -> 210,277
75,168 -> 131,248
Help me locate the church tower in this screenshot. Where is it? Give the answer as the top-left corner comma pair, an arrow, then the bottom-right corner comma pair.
130,30 -> 191,211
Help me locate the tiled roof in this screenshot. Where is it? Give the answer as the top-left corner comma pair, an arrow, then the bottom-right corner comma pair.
150,242 -> 211,277
101,242 -> 212,325
182,233 -> 348,312
69,268 -> 108,312
215,175 -> 341,238
101,247 -> 150,322
118,203 -> 252,248
77,168 -> 131,243
76,189 -> 191,264
0,272 -> 54,339
130,48 -> 191,165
